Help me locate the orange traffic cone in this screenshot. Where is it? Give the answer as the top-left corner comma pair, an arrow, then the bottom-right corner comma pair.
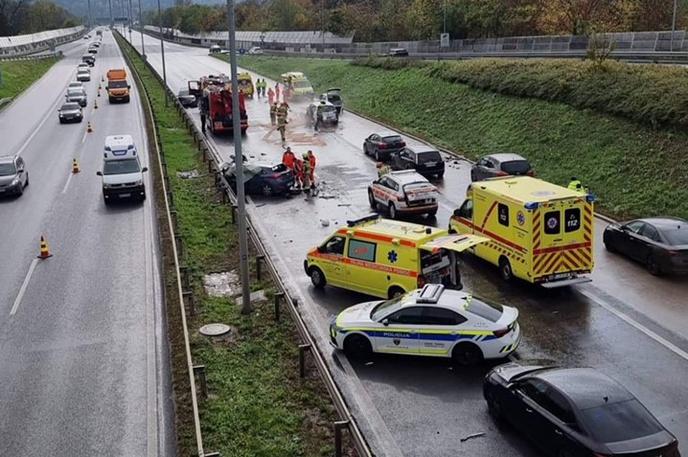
94,100 -> 98,109
87,122 -> 93,133
97,90 -> 101,98
98,83 -> 102,90
72,158 -> 80,174
38,236 -> 53,259
101,76 -> 104,82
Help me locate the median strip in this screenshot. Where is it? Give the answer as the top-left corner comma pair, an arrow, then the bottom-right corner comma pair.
115,33 -> 351,457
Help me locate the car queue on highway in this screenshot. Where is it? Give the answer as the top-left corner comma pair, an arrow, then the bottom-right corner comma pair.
120,29 -> 688,457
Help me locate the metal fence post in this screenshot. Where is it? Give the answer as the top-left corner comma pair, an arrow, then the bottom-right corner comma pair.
193,365 -> 208,399
333,420 -> 349,457
255,255 -> 265,281
273,292 -> 284,321
298,344 -> 311,378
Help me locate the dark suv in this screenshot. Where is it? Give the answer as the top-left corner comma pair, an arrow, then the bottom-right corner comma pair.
390,147 -> 445,179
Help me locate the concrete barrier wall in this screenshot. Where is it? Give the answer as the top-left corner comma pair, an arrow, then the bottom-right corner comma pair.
0,26 -> 86,58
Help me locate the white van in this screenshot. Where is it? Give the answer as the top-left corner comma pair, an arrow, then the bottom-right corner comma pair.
96,135 -> 148,203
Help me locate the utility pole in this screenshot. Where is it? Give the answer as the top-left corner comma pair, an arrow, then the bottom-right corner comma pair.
108,0 -> 113,27
138,0 -> 145,56
321,0 -> 325,52
443,0 -> 447,34
87,0 -> 92,28
157,0 -> 168,105
128,0 -> 133,43
227,0 -> 251,314
671,0 -> 678,51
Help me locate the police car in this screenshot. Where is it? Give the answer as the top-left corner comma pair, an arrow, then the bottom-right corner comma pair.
330,284 -> 521,365
368,170 -> 439,219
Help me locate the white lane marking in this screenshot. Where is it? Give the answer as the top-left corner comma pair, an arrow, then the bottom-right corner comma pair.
579,288 -> 688,362
61,172 -> 74,194
81,129 -> 88,143
10,258 -> 39,316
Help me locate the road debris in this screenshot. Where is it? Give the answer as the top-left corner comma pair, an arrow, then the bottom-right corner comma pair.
460,432 -> 485,442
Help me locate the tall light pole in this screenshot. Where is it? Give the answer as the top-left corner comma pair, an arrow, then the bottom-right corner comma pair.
321,0 -> 325,52
108,0 -> 113,27
87,0 -> 92,28
128,0 -> 133,43
443,0 -> 447,34
157,0 -> 168,105
671,0 -> 678,51
138,0 -> 145,57
227,0 -> 251,314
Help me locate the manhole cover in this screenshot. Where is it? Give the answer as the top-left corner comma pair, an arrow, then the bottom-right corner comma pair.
199,323 -> 231,337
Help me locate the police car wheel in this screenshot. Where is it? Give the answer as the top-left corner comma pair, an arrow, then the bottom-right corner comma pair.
452,343 -> 483,366
388,203 -> 397,219
368,190 -> 377,209
309,267 -> 326,288
499,257 -> 513,282
343,335 -> 372,360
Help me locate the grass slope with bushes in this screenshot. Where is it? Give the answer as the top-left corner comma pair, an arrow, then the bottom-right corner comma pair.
238,55 -> 688,220
0,58 -> 58,102
118,36 -> 339,457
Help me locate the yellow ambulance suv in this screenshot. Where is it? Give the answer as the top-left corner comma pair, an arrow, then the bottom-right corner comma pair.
304,215 -> 486,299
450,176 -> 595,288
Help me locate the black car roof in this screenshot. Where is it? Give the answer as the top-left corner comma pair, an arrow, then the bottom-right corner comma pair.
638,217 -> 687,228
534,368 -> 633,410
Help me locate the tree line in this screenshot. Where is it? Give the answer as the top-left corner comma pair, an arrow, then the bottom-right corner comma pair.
0,0 -> 78,36
146,0 -> 687,41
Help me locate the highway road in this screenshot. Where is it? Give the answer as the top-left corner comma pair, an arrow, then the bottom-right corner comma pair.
0,31 -> 173,456
125,30 -> 688,457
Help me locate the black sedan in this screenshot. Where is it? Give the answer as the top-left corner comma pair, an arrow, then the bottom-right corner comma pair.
177,89 -> 198,108
363,132 -> 406,161
221,162 -> 294,197
483,364 -> 681,457
603,217 -> 688,275
58,102 -> 83,123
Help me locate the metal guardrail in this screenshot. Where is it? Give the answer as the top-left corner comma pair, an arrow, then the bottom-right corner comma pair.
0,51 -> 63,62
0,26 -> 85,58
143,26 -> 688,63
116,30 -> 373,457
116,32 -> 206,457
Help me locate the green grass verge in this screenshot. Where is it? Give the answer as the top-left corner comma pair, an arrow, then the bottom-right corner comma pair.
353,57 -> 688,129
118,36 -> 338,457
0,58 -> 59,101
237,55 -> 688,220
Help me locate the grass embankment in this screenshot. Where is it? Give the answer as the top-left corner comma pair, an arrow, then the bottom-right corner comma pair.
118,36 -> 339,457
0,57 -> 58,102
238,55 -> 688,220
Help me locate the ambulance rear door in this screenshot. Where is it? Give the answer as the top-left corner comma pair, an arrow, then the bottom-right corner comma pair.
420,234 -> 488,288
534,197 -> 594,286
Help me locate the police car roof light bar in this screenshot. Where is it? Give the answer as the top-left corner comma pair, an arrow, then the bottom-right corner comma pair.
346,214 -> 380,227
417,284 -> 444,303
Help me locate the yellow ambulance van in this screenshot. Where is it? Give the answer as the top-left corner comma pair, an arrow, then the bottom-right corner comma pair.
450,176 -> 595,288
304,215 -> 487,298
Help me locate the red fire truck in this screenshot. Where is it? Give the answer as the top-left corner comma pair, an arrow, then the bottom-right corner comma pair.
189,74 -> 248,135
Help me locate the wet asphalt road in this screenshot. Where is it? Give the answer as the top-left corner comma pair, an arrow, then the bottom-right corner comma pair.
0,32 -> 173,456
126,30 -> 688,457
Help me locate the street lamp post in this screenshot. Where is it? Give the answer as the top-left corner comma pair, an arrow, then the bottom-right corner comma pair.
108,0 -> 113,28
138,0 -> 145,57
443,0 -> 447,34
156,0 -> 168,105
227,0 -> 251,314
671,0 -> 678,51
128,0 -> 133,43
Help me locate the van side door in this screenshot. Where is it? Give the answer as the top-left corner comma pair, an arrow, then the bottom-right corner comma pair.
375,306 -> 422,355
344,238 -> 382,296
